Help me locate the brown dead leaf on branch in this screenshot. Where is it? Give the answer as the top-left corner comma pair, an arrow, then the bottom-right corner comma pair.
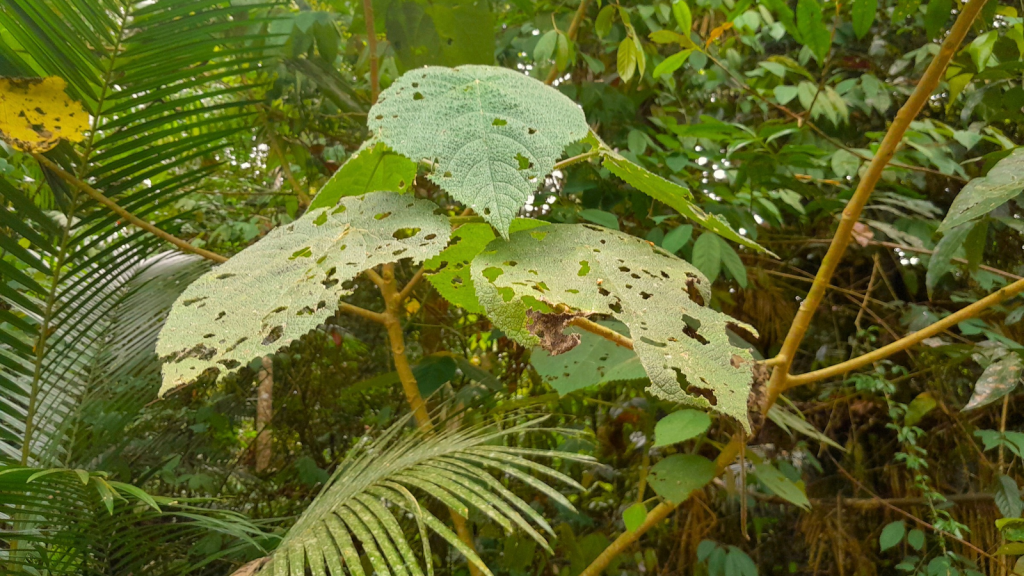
0,76 -> 89,152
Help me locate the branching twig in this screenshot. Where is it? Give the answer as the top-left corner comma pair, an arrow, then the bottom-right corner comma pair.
32,153 -> 228,264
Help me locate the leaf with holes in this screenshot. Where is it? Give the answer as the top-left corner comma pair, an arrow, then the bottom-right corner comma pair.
309,142 -> 418,210
0,76 -> 89,152
531,320 -> 647,395
368,65 -> 589,236
940,149 -> 1024,232
424,219 -> 548,313
470,223 -> 758,429
156,192 -> 450,395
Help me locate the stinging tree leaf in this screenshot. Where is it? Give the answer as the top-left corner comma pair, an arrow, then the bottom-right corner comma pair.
368,65 -> 589,236
156,192 -> 450,394
470,223 -> 758,429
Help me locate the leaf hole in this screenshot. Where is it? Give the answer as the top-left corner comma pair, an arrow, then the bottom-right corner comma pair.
262,326 -> 284,345
492,118 -> 507,126
640,291 -> 653,300
392,227 -> 421,239
216,273 -> 235,280
528,127 -> 537,134
515,153 -> 533,170
374,212 -> 392,220
578,261 -> 590,276
413,92 -> 424,100
482,267 -> 504,282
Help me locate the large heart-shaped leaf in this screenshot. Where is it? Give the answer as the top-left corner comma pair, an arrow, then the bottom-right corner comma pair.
156,192 -> 450,394
368,65 -> 589,235
470,223 -> 757,428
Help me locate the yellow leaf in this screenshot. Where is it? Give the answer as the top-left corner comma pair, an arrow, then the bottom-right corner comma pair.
405,298 -> 421,314
0,76 -> 89,152
706,22 -> 733,46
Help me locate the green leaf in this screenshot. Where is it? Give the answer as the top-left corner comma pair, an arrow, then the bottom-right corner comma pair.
672,0 -> 693,34
369,66 -> 589,236
653,409 -> 711,446
424,220 -> 548,313
653,50 -> 692,78
618,37 -> 638,83
579,208 -> 620,230
907,529 -> 925,551
751,457 -> 810,510
718,239 -> 748,288
471,224 -> 758,429
924,0 -> 951,38
309,142 -> 418,210
647,454 -> 717,503
995,475 -> 1023,519
157,193 -> 450,394
879,521 -> 906,552
766,404 -> 845,450
662,224 -> 693,253
904,392 -> 936,427
622,503 -> 648,532
964,353 -> 1022,411
796,0 -> 830,62
531,320 -> 647,395
831,149 -> 861,179
774,85 -> 799,104
595,5 -> 616,37
852,0 -> 877,39
534,30 -> 558,62
892,0 -> 922,20
385,0 -> 495,71
998,517 -> 1024,542
939,149 -> 1024,232
725,547 -> 758,576
601,148 -> 767,252
968,31 -> 998,72
692,233 -> 722,282
925,223 -> 971,296
964,219 -> 988,271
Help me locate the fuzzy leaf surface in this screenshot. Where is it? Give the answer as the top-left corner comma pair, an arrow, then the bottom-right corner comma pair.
471,223 -> 757,428
157,193 -> 449,394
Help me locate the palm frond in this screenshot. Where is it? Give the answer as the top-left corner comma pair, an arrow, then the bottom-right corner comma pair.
0,0 -> 281,466
261,412 -> 594,576
0,465 -> 276,576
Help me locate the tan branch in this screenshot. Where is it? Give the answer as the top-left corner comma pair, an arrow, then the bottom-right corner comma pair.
762,0 -> 989,409
787,275 -> 1024,387
569,316 -> 634,349
32,153 -> 228,264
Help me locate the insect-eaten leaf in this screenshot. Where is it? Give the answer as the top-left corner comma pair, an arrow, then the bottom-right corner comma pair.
964,351 -> 1022,411
471,223 -> 758,429
647,454 -> 716,503
309,141 -> 418,210
368,65 -> 589,236
424,219 -> 548,314
531,320 -> 647,395
0,76 -> 89,152
156,192 -> 450,395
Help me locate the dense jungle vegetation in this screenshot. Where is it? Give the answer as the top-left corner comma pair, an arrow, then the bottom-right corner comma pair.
2,0 -> 1024,574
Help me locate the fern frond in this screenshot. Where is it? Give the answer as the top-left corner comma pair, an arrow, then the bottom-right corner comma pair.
260,412 -> 594,576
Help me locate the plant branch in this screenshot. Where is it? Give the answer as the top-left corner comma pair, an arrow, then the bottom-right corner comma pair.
553,149 -> 600,170
397,267 -> 426,304
762,0 -> 989,409
786,275 -> 1024,387
267,128 -> 310,206
362,0 -> 380,102
577,7 -> 989,572
569,317 -> 634,349
338,301 -> 387,324
32,153 -> 228,264
545,0 -> 593,84
376,262 -> 483,576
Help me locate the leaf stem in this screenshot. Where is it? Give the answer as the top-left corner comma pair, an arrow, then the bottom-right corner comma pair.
32,153 -> 228,264
553,149 -> 600,171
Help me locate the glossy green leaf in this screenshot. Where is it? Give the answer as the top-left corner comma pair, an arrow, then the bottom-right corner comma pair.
852,0 -> 877,38
618,37 -> 638,83
796,0 -> 830,62
653,49 -> 692,78
369,66 -> 588,235
939,149 -> 1024,232
653,409 -> 711,446
879,521 -> 905,551
595,5 -> 616,38
309,142 -> 417,210
751,457 -> 810,510
673,0 -> 693,33
601,148 -> 767,252
622,503 -> 648,532
648,454 -> 717,503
